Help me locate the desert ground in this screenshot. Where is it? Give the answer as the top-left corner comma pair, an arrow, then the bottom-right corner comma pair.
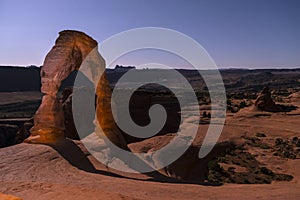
0,67 -> 300,200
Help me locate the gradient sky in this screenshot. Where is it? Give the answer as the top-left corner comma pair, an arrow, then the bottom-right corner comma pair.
0,0 -> 299,68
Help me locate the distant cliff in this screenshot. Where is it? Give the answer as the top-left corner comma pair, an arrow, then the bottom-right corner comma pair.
0,66 -> 299,92
0,66 -> 41,92
0,66 -> 77,92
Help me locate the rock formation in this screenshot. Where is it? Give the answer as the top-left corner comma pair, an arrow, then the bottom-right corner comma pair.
15,118 -> 34,143
60,87 -> 78,140
25,30 -> 128,149
0,192 -> 22,200
254,86 -> 279,112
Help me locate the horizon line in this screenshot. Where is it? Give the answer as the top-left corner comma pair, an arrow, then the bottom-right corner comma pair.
0,65 -> 300,70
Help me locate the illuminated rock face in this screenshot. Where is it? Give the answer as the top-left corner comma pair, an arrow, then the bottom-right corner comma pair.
0,192 -> 23,200
26,30 -> 128,148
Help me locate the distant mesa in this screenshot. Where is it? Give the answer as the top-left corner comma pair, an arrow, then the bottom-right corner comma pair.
105,64 -> 136,74
114,65 -> 135,71
26,65 -> 40,69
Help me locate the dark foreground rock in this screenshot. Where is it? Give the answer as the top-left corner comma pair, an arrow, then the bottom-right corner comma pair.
0,124 -> 19,148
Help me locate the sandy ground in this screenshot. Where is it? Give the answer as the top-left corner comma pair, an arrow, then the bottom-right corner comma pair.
0,92 -> 300,200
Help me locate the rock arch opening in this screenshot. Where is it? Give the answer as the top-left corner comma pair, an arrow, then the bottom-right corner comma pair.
25,30 -> 128,150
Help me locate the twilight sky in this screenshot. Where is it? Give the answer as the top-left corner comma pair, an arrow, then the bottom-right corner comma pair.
0,0 -> 299,69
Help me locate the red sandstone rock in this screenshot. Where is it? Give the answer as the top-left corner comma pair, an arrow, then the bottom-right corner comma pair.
25,30 -> 128,149
0,192 -> 22,200
254,86 -> 280,112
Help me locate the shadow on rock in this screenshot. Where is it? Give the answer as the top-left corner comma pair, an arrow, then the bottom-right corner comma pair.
46,138 -> 222,186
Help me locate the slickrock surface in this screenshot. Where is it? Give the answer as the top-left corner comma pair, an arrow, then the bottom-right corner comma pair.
0,138 -> 299,200
0,192 -> 22,200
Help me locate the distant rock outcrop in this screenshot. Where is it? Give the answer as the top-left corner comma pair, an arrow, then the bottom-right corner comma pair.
254,86 -> 280,112
25,30 -> 128,149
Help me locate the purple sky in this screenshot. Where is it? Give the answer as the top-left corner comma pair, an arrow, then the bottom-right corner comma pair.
0,0 -> 299,69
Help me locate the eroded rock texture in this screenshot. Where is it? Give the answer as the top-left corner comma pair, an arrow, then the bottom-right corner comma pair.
255,86 -> 279,112
26,30 -> 128,149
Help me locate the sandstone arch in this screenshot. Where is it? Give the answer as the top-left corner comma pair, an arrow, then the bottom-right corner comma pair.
25,30 -> 128,149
